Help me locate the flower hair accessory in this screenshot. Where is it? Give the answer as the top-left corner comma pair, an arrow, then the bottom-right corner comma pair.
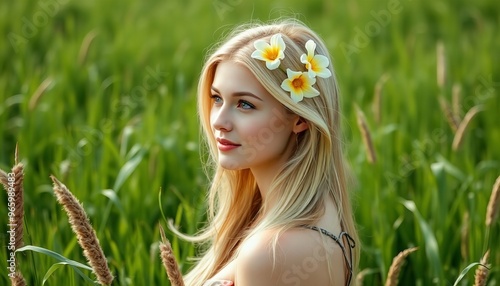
251,33 -> 286,70
300,40 -> 332,79
252,34 -> 332,103
281,69 -> 319,103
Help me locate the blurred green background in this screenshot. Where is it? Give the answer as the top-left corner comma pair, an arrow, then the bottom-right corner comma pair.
1,0 -> 499,285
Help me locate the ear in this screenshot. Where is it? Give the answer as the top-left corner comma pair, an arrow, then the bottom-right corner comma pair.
292,117 -> 308,134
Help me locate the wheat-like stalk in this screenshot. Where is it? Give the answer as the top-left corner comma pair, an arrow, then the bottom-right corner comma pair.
78,30 -> 98,65
438,96 -> 459,132
460,211 -> 469,261
486,176 -> 500,227
452,105 -> 483,151
1,145 -> 26,285
474,250 -> 490,286
159,225 -> 185,286
10,271 -> 26,286
385,247 -> 418,286
51,175 -> 113,285
355,268 -> 374,286
452,83 -> 462,121
0,144 -> 19,190
372,73 -> 389,124
355,105 -> 376,164
0,169 -> 9,193
436,41 -> 446,88
28,77 -> 53,111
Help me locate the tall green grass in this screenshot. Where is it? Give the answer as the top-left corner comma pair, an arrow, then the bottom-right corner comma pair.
1,0 -> 499,284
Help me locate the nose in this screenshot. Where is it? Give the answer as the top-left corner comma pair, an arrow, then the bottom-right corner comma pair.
210,104 -> 233,132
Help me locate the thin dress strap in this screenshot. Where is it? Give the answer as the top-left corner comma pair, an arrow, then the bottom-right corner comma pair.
302,225 -> 356,286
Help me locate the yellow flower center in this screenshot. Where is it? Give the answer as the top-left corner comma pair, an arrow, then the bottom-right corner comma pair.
310,58 -> 318,71
292,77 -> 303,88
264,47 -> 279,61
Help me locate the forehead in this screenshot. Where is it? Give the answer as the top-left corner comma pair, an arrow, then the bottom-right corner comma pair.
212,61 -> 271,97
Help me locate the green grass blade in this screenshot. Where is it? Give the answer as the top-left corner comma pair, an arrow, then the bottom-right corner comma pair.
16,245 -> 95,284
16,245 -> 93,271
452,262 -> 485,286
101,188 -> 125,214
401,199 -> 443,282
158,187 -> 168,224
112,146 -> 146,192
42,262 -> 96,285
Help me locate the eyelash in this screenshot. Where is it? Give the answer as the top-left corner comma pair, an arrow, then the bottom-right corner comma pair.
210,95 -> 255,110
238,100 -> 255,109
210,94 -> 222,103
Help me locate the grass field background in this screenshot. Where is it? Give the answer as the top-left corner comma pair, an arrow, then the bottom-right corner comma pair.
1,0 -> 499,285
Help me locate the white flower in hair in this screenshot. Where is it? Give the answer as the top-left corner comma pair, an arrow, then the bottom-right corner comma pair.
281,69 -> 320,103
300,40 -> 332,78
251,33 -> 286,70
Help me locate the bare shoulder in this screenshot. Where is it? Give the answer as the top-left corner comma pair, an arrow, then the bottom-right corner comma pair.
235,228 -> 346,286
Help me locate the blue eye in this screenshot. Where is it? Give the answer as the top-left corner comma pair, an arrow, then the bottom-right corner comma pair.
211,95 -> 222,104
238,100 -> 255,110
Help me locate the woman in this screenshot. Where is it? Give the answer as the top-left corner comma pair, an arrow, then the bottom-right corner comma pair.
173,19 -> 359,286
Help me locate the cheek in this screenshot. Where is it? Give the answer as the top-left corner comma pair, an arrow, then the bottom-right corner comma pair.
209,114 -> 214,129
209,110 -> 217,130
242,118 -> 292,147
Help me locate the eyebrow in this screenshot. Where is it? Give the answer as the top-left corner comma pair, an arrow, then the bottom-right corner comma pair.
211,86 -> 263,101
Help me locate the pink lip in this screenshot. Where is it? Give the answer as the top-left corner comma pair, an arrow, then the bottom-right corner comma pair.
217,138 -> 241,151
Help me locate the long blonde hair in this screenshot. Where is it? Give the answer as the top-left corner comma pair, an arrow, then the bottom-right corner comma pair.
175,19 -> 359,286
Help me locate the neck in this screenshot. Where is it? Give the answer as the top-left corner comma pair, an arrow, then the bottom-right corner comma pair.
251,167 -> 275,203
250,133 -> 298,214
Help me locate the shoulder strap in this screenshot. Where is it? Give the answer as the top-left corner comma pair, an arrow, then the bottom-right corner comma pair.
302,225 -> 355,286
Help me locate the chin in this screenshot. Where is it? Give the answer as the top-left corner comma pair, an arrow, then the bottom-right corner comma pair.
219,158 -> 245,170
220,163 -> 243,170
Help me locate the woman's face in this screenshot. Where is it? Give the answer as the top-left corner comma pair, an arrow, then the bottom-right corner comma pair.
210,61 -> 300,172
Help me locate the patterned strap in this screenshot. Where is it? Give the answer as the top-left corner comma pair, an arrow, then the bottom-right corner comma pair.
302,225 -> 355,286
203,280 -> 234,286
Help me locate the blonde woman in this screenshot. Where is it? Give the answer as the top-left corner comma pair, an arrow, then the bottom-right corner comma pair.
173,19 -> 359,286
